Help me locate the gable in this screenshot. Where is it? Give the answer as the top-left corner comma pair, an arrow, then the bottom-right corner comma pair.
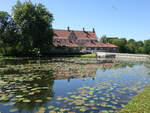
68,31 -> 77,41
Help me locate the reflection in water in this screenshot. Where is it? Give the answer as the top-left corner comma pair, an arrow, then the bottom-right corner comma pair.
14,75 -> 54,113
0,58 -> 150,113
0,72 -> 54,113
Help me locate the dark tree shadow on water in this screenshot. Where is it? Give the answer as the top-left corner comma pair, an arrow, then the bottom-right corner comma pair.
13,75 -> 55,113
0,73 -> 55,113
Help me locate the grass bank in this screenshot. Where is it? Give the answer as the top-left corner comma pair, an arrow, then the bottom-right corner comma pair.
44,53 -> 96,58
79,53 -> 96,58
120,86 -> 150,113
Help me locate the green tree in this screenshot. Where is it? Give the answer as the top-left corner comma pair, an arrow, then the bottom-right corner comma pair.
12,0 -> 54,55
136,41 -> 144,47
0,11 -> 20,55
100,35 -> 108,43
144,39 -> 150,54
136,47 -> 144,54
126,39 -> 136,53
110,38 -> 127,53
135,41 -> 144,53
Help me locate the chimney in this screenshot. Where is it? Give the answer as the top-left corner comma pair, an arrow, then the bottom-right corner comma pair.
93,28 -> 95,33
67,26 -> 70,31
83,27 -> 85,32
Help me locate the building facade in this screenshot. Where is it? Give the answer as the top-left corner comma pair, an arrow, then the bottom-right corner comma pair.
52,27 -> 118,53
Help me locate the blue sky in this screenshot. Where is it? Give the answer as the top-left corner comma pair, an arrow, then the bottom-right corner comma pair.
1,0 -> 150,40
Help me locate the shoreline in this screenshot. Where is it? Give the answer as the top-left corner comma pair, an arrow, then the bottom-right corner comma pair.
0,53 -> 149,59
120,86 -> 150,113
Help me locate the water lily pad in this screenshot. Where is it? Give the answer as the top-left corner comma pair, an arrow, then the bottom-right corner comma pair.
73,100 -> 84,105
16,95 -> 23,98
48,106 -> 55,109
4,102 -> 15,106
49,111 -> 56,113
47,97 -> 52,100
52,107 -> 60,111
79,107 -> 88,112
100,110 -> 109,113
56,97 -> 64,100
23,99 -> 31,103
60,108 -> 67,112
100,102 -> 108,107
0,95 -> 9,101
35,99 -> 43,103
9,108 -> 18,112
37,107 -> 46,113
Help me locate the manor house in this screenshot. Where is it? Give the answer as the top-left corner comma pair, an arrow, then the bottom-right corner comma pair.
53,27 -> 118,53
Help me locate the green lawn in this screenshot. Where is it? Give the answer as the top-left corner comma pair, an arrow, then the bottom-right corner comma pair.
120,86 -> 150,113
80,53 -> 96,58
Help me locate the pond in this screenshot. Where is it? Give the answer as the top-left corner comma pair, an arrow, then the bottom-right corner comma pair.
0,58 -> 150,113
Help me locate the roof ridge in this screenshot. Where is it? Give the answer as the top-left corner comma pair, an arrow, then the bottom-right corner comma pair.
54,29 -> 95,33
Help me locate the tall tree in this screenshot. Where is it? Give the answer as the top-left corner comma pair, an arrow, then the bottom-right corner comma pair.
110,38 -> 127,53
100,35 -> 108,43
136,41 -> 144,47
12,0 -> 54,55
135,41 -> 144,53
0,11 -> 19,55
144,40 -> 150,54
126,39 -> 136,53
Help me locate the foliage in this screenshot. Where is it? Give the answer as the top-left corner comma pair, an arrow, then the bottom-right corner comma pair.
0,11 -> 20,55
12,0 -> 54,55
78,45 -> 86,50
0,0 -> 54,56
126,39 -> 136,53
120,86 -> 150,113
144,40 -> 150,54
110,38 -> 127,53
100,36 -> 150,54
135,41 -> 144,53
100,35 -> 108,43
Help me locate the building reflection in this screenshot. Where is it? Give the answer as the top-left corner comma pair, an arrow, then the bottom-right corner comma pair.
52,62 -> 119,81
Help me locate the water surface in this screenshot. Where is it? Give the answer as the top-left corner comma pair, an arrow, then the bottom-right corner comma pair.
0,58 -> 150,113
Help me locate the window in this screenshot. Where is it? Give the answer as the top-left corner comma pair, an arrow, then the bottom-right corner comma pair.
86,48 -> 91,50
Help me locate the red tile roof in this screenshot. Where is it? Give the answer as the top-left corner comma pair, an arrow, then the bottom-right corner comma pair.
53,40 -> 79,47
54,29 -> 97,40
54,30 -> 70,39
104,43 -> 118,48
53,29 -> 118,48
